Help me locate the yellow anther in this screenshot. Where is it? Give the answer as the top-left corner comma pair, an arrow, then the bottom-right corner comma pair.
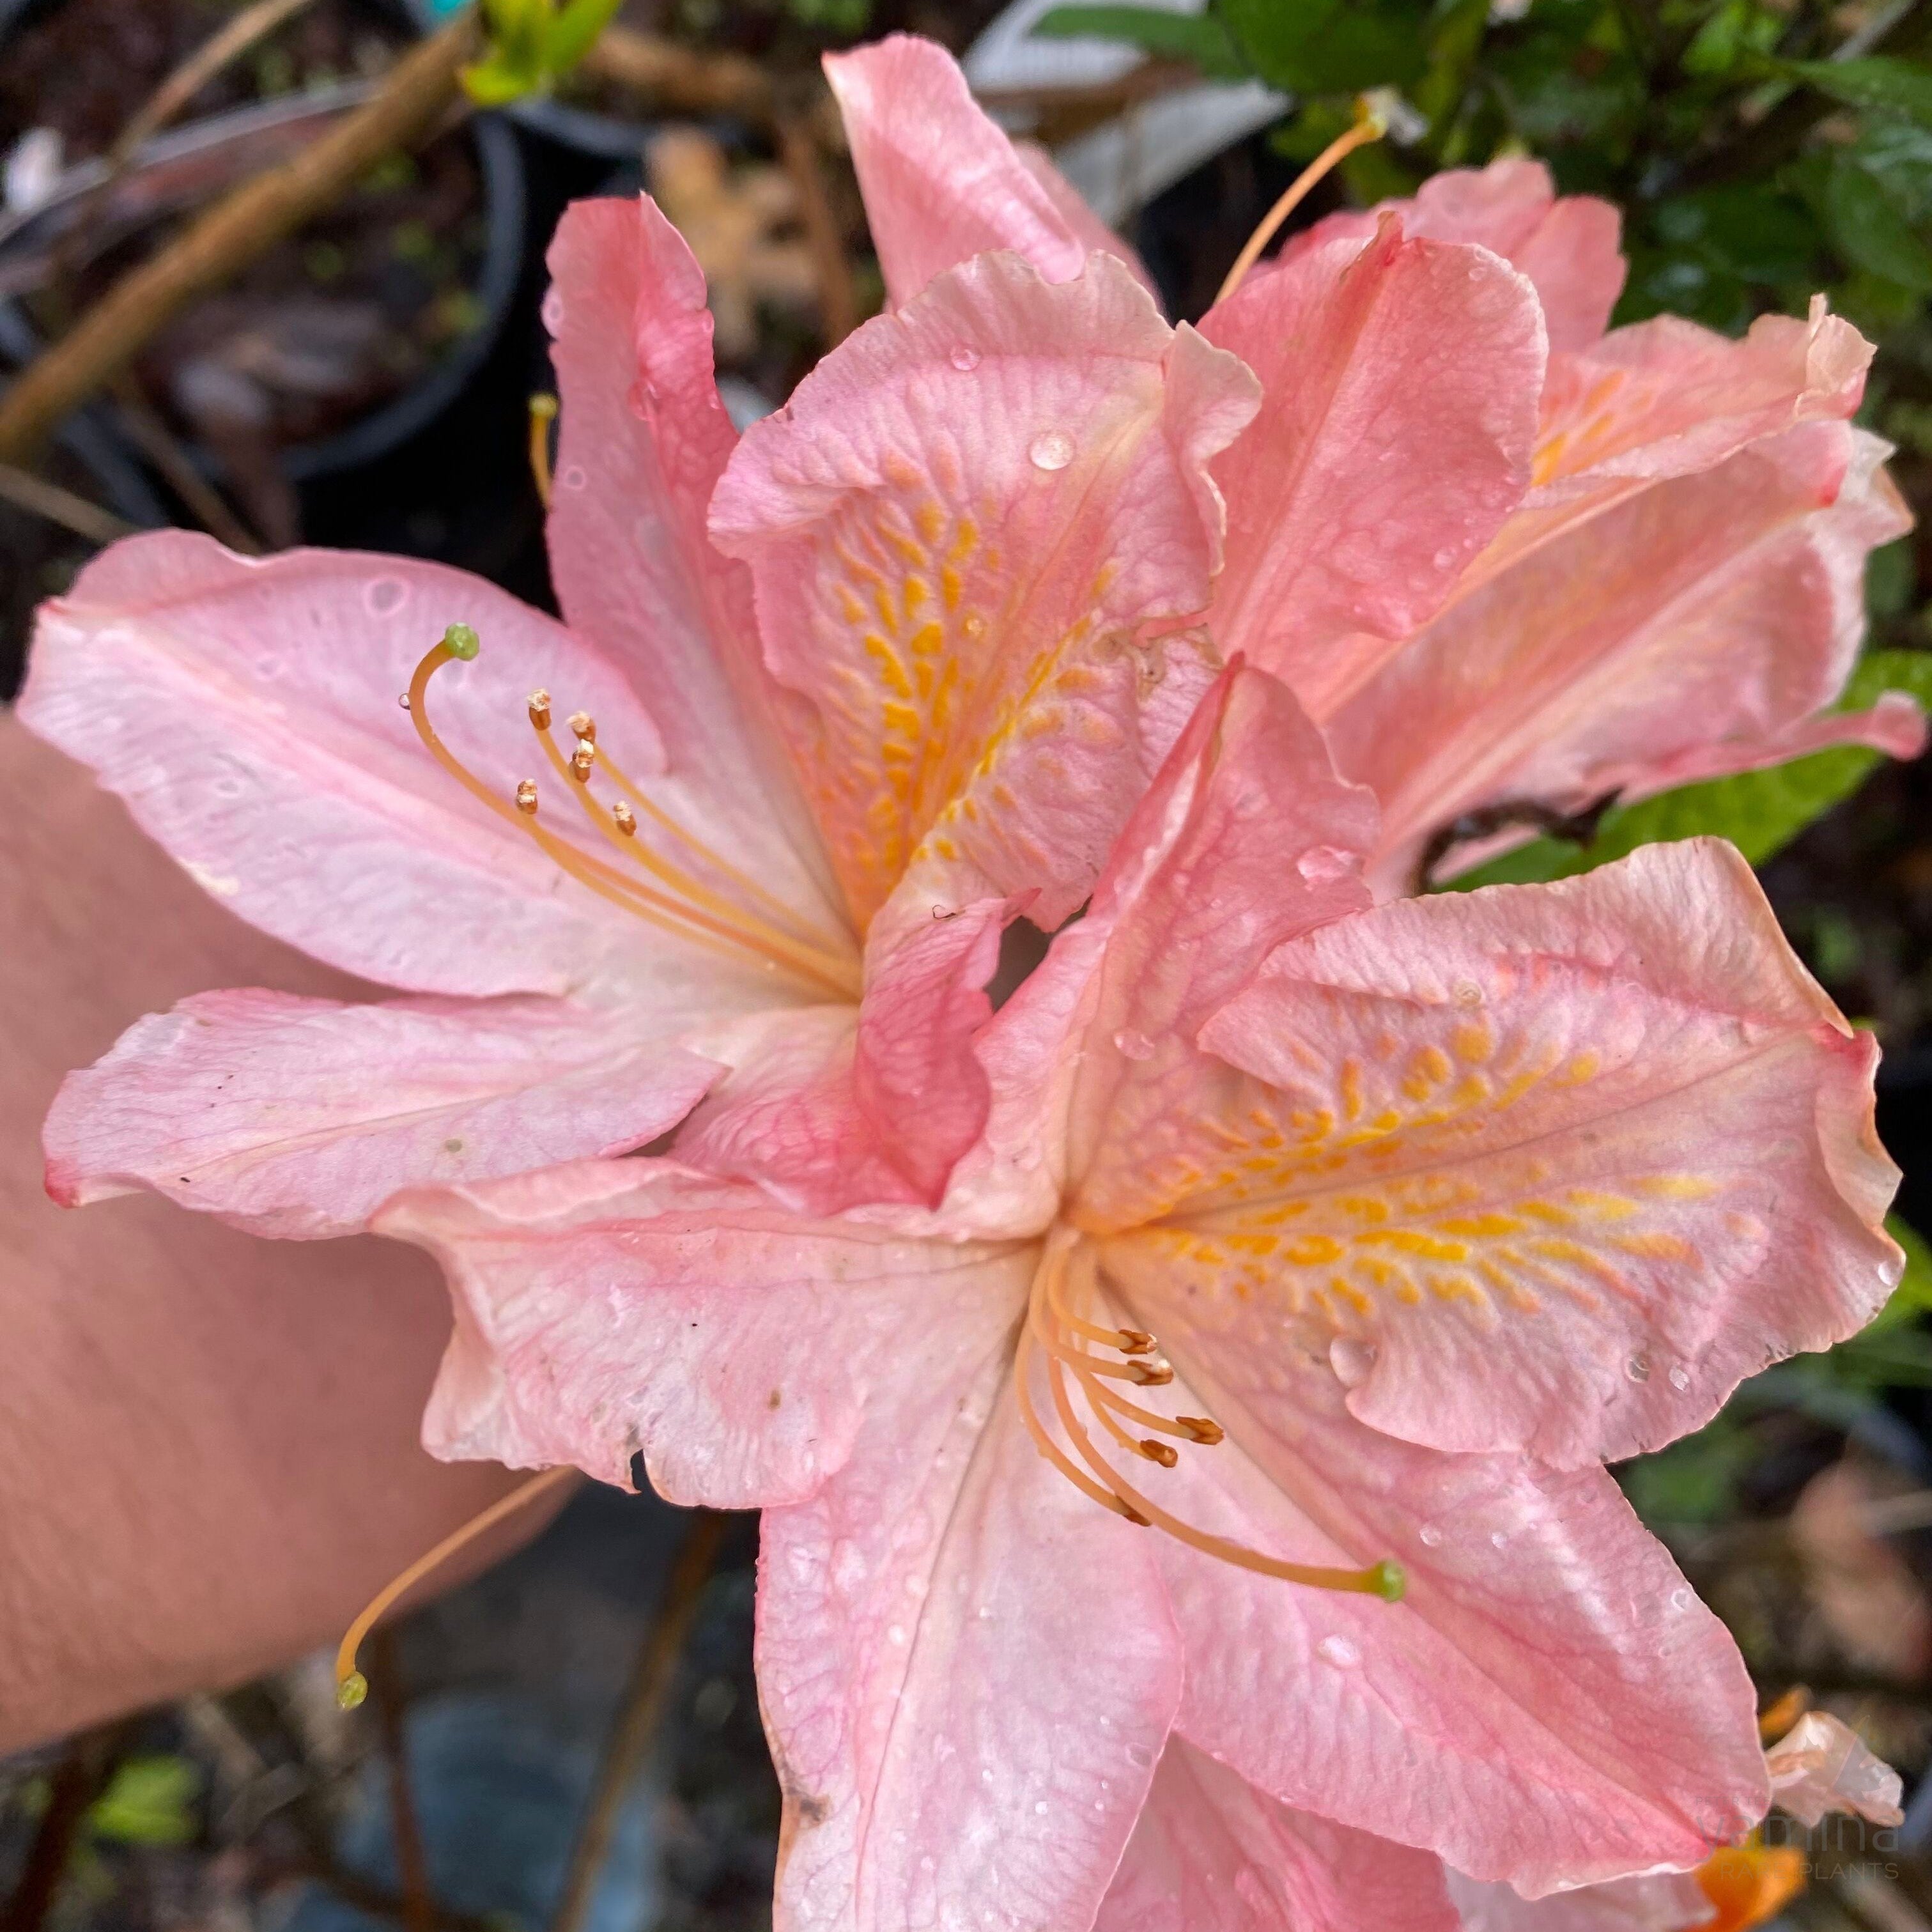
1177,1416 -> 1225,1445
1126,1360 -> 1173,1387
1139,1438 -> 1179,1468
570,741 -> 596,782
1117,1328 -> 1155,1355
515,778 -> 539,814
612,800 -> 637,836
528,689 -> 552,731
568,710 -> 595,743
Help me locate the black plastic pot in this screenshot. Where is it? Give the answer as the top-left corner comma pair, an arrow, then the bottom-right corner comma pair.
0,0 -> 527,506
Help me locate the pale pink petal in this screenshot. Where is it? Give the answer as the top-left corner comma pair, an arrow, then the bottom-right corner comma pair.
1118,840 -> 1902,1468
1336,423 -> 1910,892
1287,158 -> 1624,353
1199,219 -> 1544,719
826,35 -> 1155,309
1765,1712 -> 1905,1828
18,536 -> 684,998
373,1160 -> 1030,1492
1446,1869 -> 1714,1932
1124,1349 -> 1766,1890
677,895 -> 1012,1211
543,196 -> 842,929
709,249 -> 1259,931
1016,139 -> 1159,294
1059,665 -> 1379,1226
1096,1740 -> 1457,1932
42,989 -> 722,1239
761,1369 -> 1180,1932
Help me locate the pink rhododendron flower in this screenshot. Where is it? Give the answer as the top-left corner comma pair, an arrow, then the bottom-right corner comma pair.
21,179 -> 1265,1233
380,663 -> 1901,1926
1763,1708 -> 1905,1828
831,38 -> 1927,896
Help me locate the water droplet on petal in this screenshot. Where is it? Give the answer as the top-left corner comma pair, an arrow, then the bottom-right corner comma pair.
887,1623 -> 907,1646
1329,1336 -> 1378,1386
1317,1635 -> 1359,1668
950,345 -> 981,371
1432,545 -> 1460,569
1667,1364 -> 1691,1392
962,613 -> 986,639
559,465 -> 587,492
1113,1029 -> 1154,1062
1452,978 -> 1484,1007
1418,1523 -> 1443,1548
1670,1586 -> 1693,1611
1626,1354 -> 1651,1383
1034,1801 -> 1047,1815
364,576 -> 406,617
1296,845 -> 1354,885
541,288 -> 564,333
1125,1742 -> 1153,1768
1490,1529 -> 1509,1550
1029,429 -> 1075,472
210,775 -> 245,800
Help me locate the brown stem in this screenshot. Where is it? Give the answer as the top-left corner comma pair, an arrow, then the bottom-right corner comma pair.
1,1719 -> 135,1932
367,1628 -> 434,1932
0,14 -> 478,466
109,372 -> 265,552
579,26 -> 771,120
777,114 -> 858,349
0,460 -> 133,545
547,1510 -> 729,1932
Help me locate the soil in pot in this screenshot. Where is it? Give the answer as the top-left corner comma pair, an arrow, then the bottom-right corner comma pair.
0,0 -> 498,544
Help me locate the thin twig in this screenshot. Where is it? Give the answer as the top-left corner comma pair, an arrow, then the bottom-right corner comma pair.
0,460 -> 133,545
367,1628 -> 433,1932
548,1510 -> 729,1932
254,1858 -> 498,1932
1,1719 -> 135,1932
776,114 -> 858,349
579,26 -> 771,120
109,372 -> 264,552
0,14 -> 477,463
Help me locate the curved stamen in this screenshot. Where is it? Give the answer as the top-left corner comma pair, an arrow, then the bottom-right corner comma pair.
527,392 -> 557,508
407,633 -> 860,1000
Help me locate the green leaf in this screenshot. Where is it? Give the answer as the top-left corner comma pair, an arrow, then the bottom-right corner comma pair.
1869,1214 -> 1932,1331
545,0 -> 625,72
1221,0 -> 1430,93
1445,647 -> 1932,890
1781,54 -> 1932,127
461,52 -> 543,104
87,1758 -> 201,1848
1031,4 -> 1248,78
1823,152 -> 1932,292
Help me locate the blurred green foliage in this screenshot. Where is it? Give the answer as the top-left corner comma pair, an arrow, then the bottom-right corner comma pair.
85,1757 -> 202,1848
463,0 -> 626,104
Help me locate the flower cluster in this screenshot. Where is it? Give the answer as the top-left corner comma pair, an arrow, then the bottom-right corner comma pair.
22,32 -> 1926,1932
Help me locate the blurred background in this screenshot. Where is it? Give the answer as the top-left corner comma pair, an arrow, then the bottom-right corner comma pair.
8,0 -> 1932,1925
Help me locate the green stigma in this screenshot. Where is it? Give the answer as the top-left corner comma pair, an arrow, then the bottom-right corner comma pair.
1368,1559 -> 1406,1604
442,622 -> 481,660
336,1671 -> 369,1710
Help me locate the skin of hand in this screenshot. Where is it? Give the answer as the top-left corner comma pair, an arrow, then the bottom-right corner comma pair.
0,711 -> 552,1754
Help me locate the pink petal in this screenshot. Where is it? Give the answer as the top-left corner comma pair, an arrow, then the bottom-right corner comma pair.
1288,157 -> 1625,353
543,196 -> 843,929
1134,1350 -> 1766,1890
825,35 -> 1155,309
1765,1711 -> 1905,1828
1145,839 -> 1902,1467
760,1368 -> 1180,1932
1096,1739 -> 1458,1932
1336,423 -> 1910,890
1446,1869 -> 1715,1932
1060,665 -> 1379,1227
374,1160 -> 1029,1494
677,895 -> 1012,1212
19,536 -> 675,997
709,249 -> 1260,932
42,988 -> 723,1239
1200,219 -> 1544,719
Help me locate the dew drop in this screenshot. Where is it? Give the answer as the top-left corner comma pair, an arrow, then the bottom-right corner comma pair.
364,576 -> 406,617
1490,1529 -> 1509,1550
1296,845 -> 1354,885
1432,545 -> 1460,569
1667,1364 -> 1691,1392
541,288 -> 564,333
1034,1801 -> 1047,1815
559,465 -> 587,492
1418,1523 -> 1443,1548
1125,1742 -> 1153,1768
1113,1029 -> 1154,1062
950,345 -> 982,371
1452,978 -> 1484,1007
1626,1354 -> 1651,1384
1028,429 -> 1075,472
1329,1336 -> 1378,1386
1669,1586 -> 1692,1612
982,1768 -> 994,1784
962,613 -> 987,639
1317,1635 -> 1359,1669
210,775 -> 245,800
887,1623 -> 907,1646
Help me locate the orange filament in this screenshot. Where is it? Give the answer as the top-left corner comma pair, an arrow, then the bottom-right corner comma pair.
407,633 -> 862,1000
1215,97 -> 1390,305
336,1465 -> 577,1709
1017,1233 -> 1407,1603
528,392 -> 558,508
